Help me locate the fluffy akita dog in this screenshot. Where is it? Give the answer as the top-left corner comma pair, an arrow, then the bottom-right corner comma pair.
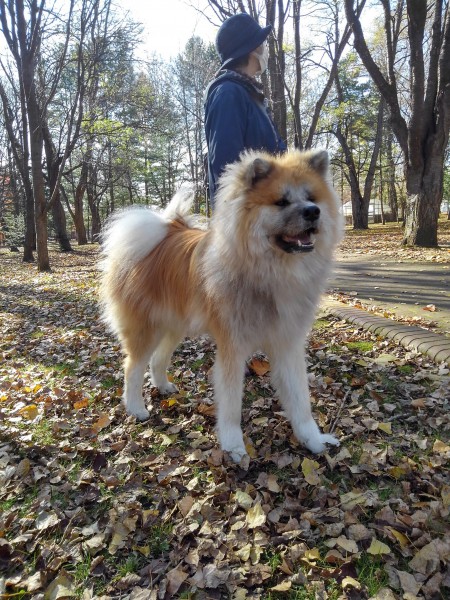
100,150 -> 343,462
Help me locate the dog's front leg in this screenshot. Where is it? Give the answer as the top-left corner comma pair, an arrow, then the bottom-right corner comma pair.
270,350 -> 339,454
213,346 -> 247,463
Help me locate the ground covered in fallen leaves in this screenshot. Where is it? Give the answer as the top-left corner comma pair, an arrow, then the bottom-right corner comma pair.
0,241 -> 449,600
337,220 -> 450,263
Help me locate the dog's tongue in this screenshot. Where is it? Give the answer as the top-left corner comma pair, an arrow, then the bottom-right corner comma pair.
283,232 -> 312,246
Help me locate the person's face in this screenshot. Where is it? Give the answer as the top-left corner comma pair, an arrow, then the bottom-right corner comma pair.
252,42 -> 269,75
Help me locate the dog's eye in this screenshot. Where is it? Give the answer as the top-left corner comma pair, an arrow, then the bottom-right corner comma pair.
307,194 -> 317,204
275,197 -> 290,207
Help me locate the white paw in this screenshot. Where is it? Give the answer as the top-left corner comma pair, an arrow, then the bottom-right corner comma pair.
157,381 -> 178,395
305,433 -> 340,454
219,427 -> 247,463
125,404 -> 150,421
294,419 -> 340,454
224,445 -> 248,463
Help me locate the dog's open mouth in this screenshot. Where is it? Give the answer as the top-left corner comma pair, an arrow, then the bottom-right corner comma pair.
274,228 -> 317,253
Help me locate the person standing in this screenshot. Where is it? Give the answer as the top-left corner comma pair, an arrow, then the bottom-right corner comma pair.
204,12 -> 287,206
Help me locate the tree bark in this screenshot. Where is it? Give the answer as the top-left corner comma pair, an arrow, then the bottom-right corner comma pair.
403,152 -> 444,246
73,171 -> 88,245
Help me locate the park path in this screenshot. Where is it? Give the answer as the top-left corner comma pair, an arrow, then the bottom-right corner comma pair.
330,256 -> 450,334
322,256 -> 450,364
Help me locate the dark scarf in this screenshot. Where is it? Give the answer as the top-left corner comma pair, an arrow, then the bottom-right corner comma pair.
206,69 -> 266,104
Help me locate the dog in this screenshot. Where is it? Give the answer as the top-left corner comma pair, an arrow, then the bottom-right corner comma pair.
100,149 -> 343,462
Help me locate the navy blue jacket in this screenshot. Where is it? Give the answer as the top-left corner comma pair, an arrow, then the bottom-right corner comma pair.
204,71 -> 286,203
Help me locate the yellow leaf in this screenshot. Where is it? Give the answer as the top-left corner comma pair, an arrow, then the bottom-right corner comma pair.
0,393 -> 8,402
73,398 -> 89,410
342,576 -> 361,590
389,528 -> 409,547
367,538 -> 391,555
235,490 -> 253,510
388,466 -> 409,479
16,458 -> 31,477
18,404 -> 38,420
246,502 -> 266,529
374,353 -> 398,364
108,522 -> 130,554
159,433 -> 174,446
441,485 -> 450,507
355,359 -> 369,367
303,548 -> 321,564
161,397 -> 178,410
301,457 -> 321,485
433,439 -> 450,454
340,491 -> 367,510
270,581 -> 292,592
252,417 -> 268,426
378,422 -> 392,434
236,543 -> 252,561
250,544 -> 262,565
133,544 -> 150,557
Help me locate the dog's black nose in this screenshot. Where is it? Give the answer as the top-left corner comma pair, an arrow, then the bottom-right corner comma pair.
302,205 -> 320,221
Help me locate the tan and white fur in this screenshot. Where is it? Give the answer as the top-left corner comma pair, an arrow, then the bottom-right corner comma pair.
100,150 -> 343,462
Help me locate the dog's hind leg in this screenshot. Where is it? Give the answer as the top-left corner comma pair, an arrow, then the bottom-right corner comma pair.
122,327 -> 160,421
270,349 -> 340,454
213,344 -> 247,462
150,331 -> 181,394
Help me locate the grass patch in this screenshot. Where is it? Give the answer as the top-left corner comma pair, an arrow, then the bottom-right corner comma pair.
148,523 -> 173,557
346,341 -> 373,353
313,318 -> 331,330
356,554 -> 389,596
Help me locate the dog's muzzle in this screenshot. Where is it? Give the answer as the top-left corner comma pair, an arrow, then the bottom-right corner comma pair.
275,227 -> 317,253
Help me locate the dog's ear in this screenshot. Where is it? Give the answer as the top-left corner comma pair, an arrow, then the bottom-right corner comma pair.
307,150 -> 329,175
247,157 -> 272,186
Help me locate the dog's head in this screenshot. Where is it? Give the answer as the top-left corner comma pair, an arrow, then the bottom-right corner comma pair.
213,150 -> 342,259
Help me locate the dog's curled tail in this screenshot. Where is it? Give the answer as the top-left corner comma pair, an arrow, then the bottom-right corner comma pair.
100,185 -> 195,274
162,184 -> 195,222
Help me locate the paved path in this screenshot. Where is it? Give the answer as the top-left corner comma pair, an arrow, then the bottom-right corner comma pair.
320,257 -> 450,365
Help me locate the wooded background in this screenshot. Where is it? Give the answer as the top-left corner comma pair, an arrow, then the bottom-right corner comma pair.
0,0 -> 449,270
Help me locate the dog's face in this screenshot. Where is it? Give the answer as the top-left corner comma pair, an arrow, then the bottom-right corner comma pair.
215,150 -> 342,259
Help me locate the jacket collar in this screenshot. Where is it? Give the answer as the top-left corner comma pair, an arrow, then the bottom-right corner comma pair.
204,69 -> 265,104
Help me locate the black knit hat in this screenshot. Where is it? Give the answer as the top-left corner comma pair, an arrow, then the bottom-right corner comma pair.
216,13 -> 272,69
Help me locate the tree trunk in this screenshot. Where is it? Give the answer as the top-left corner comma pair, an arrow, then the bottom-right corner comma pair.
266,0 -> 287,142
403,154 -> 443,246
90,202 -> 101,241
52,195 -> 72,251
351,189 -> 370,229
386,129 -> 398,221
43,124 -> 72,252
73,158 -> 89,245
29,113 -> 50,271
23,187 -> 36,261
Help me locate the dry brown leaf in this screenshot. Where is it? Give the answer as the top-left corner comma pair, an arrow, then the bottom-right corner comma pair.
248,357 -> 270,376
166,565 -> 188,596
396,570 -> 422,596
